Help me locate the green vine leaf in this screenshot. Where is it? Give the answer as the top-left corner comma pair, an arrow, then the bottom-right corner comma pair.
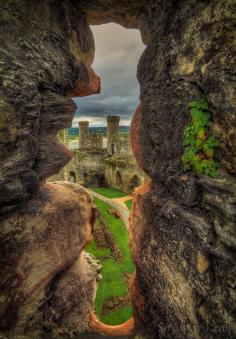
188,100 -> 198,108
197,99 -> 209,110
182,98 -> 220,177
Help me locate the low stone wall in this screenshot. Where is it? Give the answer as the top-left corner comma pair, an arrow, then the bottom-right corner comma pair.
97,211 -> 123,262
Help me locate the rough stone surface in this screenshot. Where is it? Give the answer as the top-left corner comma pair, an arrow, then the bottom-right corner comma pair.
68,148 -> 107,187
0,1 -> 235,338
128,1 -> 236,337
105,156 -> 146,193
0,0 -> 99,213
0,182 -> 99,337
39,251 -> 101,338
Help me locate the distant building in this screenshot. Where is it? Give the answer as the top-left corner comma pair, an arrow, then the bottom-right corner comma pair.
50,116 -> 146,193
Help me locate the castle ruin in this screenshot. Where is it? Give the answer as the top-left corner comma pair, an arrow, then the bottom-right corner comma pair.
53,116 -> 146,192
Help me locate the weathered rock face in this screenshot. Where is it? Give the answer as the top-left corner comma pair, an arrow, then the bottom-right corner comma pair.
129,1 -> 236,337
0,182 -> 100,337
0,0 -> 235,338
0,0 -> 100,213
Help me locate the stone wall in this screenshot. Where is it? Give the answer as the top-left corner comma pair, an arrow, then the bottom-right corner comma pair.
118,134 -> 133,156
79,121 -> 104,150
79,121 -> 90,149
107,115 -> 120,155
87,133 -> 103,149
105,157 -> 146,193
128,1 -> 236,337
49,128 -> 143,193
0,1 -> 101,336
51,147 -> 146,193
68,149 -> 107,187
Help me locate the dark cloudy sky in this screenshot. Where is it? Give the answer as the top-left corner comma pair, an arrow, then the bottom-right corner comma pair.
72,23 -> 145,127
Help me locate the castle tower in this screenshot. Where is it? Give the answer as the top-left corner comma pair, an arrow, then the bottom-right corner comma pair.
107,116 -> 120,155
79,121 -> 89,149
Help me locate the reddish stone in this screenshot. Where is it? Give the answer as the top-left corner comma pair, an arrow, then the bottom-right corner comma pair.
90,312 -> 134,336
129,272 -> 146,327
130,103 -> 143,171
69,67 -> 101,97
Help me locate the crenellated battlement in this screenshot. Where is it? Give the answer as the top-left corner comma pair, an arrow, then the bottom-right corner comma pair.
107,115 -> 120,123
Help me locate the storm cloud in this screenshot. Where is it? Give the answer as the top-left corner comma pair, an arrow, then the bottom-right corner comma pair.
73,23 -> 145,127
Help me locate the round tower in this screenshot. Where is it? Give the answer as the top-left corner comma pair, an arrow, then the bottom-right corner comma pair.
79,121 -> 89,149
107,116 -> 120,155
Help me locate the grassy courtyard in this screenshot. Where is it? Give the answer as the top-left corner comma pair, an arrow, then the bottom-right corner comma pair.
125,199 -> 133,210
85,196 -> 135,325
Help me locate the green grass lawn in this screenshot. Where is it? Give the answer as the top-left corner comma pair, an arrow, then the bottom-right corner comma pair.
94,257 -> 128,316
85,196 -> 135,325
94,198 -> 135,273
125,199 -> 133,210
101,306 -> 133,325
85,239 -> 111,258
91,187 -> 128,199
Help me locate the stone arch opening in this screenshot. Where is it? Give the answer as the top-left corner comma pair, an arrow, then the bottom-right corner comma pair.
69,171 -> 76,183
0,3 -> 234,339
70,23 -> 145,331
115,170 -> 122,186
83,172 -> 88,185
67,23 -> 145,331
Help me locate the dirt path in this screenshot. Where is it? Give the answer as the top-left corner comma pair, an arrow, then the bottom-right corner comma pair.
112,195 -> 133,207
86,189 -> 130,230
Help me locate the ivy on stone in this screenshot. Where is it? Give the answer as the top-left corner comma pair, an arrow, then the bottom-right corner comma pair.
182,98 -> 220,177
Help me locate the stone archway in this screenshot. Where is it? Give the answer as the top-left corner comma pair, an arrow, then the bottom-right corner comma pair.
69,171 -> 76,183
83,172 -> 88,186
116,170 -> 122,186
0,2 -> 235,339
